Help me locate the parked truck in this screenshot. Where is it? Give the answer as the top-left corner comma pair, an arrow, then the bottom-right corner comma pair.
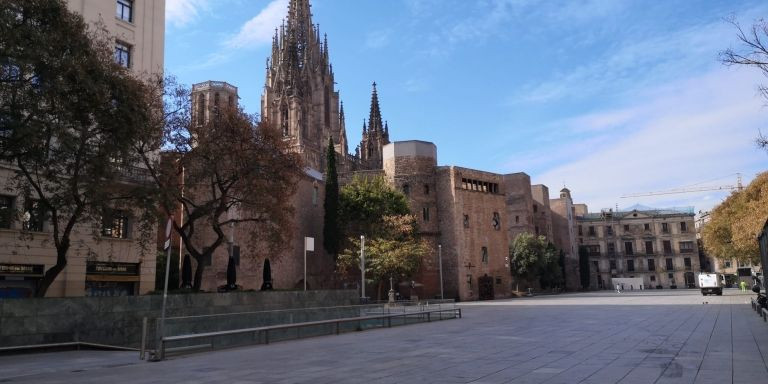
698,273 -> 723,296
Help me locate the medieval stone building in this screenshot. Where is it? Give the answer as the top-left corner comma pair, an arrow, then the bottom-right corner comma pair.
185,0 -> 585,299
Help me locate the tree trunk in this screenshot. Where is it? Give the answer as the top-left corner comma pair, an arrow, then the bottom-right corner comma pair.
193,254 -> 206,291
35,246 -> 69,297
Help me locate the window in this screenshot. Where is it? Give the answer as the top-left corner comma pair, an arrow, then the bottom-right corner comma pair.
586,245 -> 600,256
679,241 -> 694,253
624,241 -> 633,255
648,259 -> 655,271
115,42 -> 131,68
680,221 -> 688,232
533,204 -> 538,213
492,212 -> 500,230
588,226 -> 595,236
650,275 -> 656,282
645,241 -> 653,255
684,257 -> 691,270
607,243 -> 615,255
23,199 -> 45,232
662,222 -> 669,233
606,226 -> 613,236
610,260 -> 616,270
463,214 -> 469,228
424,184 -> 430,195
666,258 -> 674,270
578,225 -> 583,236
312,186 -> 318,206
0,196 -> 12,229
422,207 -> 430,222
663,240 -> 672,255
116,0 -> 133,22
627,260 -> 634,272
402,184 -> 409,195
724,261 -> 732,268
102,209 -> 129,239
668,273 -> 674,279
644,223 -> 650,231
624,224 -> 630,232
515,215 -> 519,224
481,247 -> 488,264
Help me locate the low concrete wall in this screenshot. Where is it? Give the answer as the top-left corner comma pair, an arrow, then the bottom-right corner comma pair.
0,290 -> 358,348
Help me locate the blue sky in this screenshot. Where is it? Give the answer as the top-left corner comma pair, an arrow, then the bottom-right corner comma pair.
165,0 -> 768,214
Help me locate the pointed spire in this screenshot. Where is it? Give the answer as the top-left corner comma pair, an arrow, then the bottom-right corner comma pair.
367,81 -> 383,134
384,121 -> 389,136
339,101 -> 345,119
362,119 -> 367,134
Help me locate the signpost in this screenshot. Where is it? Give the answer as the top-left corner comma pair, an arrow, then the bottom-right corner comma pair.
304,237 -> 314,291
157,218 -> 173,360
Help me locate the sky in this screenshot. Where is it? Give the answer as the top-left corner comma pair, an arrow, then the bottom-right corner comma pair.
165,0 -> 768,215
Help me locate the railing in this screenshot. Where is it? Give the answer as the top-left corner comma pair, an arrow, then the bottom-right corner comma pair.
152,303 -> 460,360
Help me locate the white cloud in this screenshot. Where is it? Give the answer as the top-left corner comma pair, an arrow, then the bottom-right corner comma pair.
529,67 -> 767,214
166,0 -> 211,28
365,29 -> 391,49
226,0 -> 288,49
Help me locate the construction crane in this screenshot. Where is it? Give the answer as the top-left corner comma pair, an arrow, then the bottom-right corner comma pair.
620,173 -> 743,198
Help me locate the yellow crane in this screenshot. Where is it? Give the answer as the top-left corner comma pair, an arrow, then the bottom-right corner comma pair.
620,173 -> 743,198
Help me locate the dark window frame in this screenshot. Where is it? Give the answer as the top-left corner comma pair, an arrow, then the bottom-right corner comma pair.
115,41 -> 131,68
116,0 -> 133,22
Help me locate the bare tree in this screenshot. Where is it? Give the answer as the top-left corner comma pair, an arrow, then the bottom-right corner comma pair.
135,78 -> 304,290
720,18 -> 768,148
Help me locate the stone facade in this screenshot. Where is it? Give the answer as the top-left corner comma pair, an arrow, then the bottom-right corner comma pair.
577,207 -> 701,290
0,0 -> 165,298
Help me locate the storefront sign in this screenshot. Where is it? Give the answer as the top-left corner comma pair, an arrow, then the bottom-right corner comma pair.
86,262 -> 139,276
0,263 -> 44,276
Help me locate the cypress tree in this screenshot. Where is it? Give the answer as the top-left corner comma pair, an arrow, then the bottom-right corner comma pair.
323,137 -> 340,257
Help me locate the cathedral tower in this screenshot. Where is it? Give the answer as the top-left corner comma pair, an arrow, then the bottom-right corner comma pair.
358,82 -> 390,170
261,0 -> 348,171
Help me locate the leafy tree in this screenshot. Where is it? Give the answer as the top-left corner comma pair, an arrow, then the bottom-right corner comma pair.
509,233 -> 562,290
701,172 -> 768,265
720,18 -> 768,149
339,175 -> 409,236
336,176 -> 423,298
337,215 -> 425,297
323,137 -> 340,257
134,81 -> 304,290
0,0 -> 155,296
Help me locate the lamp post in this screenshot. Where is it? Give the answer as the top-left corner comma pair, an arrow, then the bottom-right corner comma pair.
438,244 -> 444,300
157,217 -> 173,360
360,235 -> 365,301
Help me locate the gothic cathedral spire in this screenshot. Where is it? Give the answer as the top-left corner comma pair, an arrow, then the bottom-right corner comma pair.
261,0 -> 348,171
359,82 -> 391,170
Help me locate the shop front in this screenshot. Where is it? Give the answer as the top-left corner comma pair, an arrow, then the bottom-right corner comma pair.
85,261 -> 140,296
0,263 -> 44,298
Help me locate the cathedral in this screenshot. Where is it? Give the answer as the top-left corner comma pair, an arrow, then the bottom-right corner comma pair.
190,0 -> 584,300
260,0 -> 389,173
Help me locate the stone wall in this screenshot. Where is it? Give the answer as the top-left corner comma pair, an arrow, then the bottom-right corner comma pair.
0,289 -> 358,348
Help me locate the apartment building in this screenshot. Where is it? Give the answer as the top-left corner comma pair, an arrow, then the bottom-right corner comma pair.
577,207 -> 700,290
0,0 -> 164,297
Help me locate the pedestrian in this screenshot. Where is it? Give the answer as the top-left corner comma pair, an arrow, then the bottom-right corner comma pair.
616,284 -> 621,293
740,281 -> 746,292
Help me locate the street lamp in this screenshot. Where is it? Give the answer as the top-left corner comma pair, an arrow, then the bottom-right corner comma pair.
438,244 -> 444,300
360,235 -> 365,301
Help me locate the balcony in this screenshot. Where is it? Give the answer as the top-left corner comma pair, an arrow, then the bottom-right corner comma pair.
115,164 -> 153,184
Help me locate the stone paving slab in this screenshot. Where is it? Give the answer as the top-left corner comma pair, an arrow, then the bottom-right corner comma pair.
1,289 -> 767,383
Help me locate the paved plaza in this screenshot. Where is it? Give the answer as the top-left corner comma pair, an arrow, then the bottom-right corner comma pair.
2,290 -> 768,383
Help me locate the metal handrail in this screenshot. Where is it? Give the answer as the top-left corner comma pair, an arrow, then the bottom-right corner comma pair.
157,307 -> 461,359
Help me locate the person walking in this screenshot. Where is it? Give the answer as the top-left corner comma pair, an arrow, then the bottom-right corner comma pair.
740,280 -> 747,292
616,284 -> 621,293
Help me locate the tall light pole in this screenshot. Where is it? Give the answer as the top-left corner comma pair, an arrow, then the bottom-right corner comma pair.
360,235 -> 365,301
438,244 -> 444,300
